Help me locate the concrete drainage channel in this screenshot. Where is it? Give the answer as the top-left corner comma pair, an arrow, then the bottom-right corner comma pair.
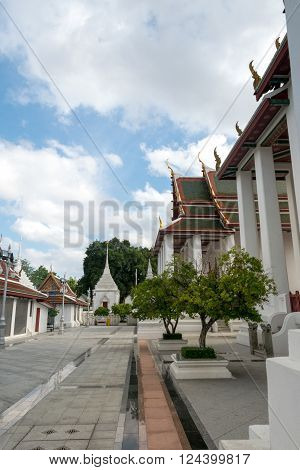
0,338 -> 108,437
160,357 -> 215,450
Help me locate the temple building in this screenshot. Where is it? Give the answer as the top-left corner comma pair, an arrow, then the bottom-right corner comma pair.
0,257 -> 50,338
39,272 -> 87,328
93,244 -> 120,311
154,21 -> 300,354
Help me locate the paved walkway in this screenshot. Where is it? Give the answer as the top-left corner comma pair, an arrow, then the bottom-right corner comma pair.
138,340 -> 188,450
0,327 -> 134,450
0,327 -> 120,415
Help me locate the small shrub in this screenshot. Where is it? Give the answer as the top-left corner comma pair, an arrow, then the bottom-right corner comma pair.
181,346 -> 217,359
163,332 -> 183,340
48,307 -> 59,317
94,306 -> 109,317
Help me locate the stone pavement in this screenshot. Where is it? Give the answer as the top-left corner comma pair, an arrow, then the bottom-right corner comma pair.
0,327 -> 135,450
138,340 -> 189,450
154,335 -> 269,449
0,327 -> 120,416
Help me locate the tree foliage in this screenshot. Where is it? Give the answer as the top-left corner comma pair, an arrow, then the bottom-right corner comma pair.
77,238 -> 156,301
21,260 -> 49,289
180,247 -> 277,347
111,303 -> 132,321
132,256 -> 196,336
94,306 -> 109,317
67,276 -> 78,293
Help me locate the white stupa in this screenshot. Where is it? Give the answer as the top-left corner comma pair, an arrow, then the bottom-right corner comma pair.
93,243 -> 120,311
146,258 -> 153,279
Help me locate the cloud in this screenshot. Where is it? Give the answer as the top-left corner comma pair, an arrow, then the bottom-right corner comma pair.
142,134 -> 232,177
105,153 -> 123,168
0,138 -> 171,276
0,0 -> 285,133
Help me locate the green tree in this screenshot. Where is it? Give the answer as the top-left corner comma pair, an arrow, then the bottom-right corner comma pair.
94,306 -> 109,317
21,260 -> 49,289
31,266 -> 49,289
181,248 -> 277,348
21,259 -> 34,278
111,303 -> 132,321
67,276 -> 78,293
77,238 -> 156,301
132,257 -> 196,336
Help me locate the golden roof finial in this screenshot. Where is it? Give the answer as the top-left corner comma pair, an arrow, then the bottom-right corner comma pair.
214,147 -> 221,171
159,216 -> 163,229
197,152 -> 206,176
165,159 -> 174,178
249,60 -> 261,90
235,121 -> 243,137
275,37 -> 281,50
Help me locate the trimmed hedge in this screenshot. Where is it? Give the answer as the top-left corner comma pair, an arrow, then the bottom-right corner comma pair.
162,332 -> 183,340
181,346 -> 217,359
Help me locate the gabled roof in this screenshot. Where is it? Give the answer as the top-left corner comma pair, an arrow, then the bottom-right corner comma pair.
217,87 -> 289,180
0,260 -> 48,300
254,36 -> 290,101
39,272 -> 87,306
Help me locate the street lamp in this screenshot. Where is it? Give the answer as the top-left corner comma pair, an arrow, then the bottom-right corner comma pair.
0,244 -> 14,349
58,274 -> 67,335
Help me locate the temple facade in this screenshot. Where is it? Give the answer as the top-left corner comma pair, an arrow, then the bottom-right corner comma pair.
93,244 -> 120,311
154,10 -> 300,354
39,272 -> 87,328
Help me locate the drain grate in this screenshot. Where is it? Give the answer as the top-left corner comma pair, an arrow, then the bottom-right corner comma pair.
66,429 -> 79,435
33,446 -> 44,450
57,446 -> 70,450
42,429 -> 57,435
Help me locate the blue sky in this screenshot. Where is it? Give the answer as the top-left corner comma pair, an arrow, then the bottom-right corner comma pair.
0,0 -> 285,277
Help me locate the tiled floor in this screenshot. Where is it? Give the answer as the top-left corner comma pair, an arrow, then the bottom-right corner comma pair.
138,340 -> 187,450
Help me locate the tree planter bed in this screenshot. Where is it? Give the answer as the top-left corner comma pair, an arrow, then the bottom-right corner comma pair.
157,338 -> 188,351
169,353 -> 233,379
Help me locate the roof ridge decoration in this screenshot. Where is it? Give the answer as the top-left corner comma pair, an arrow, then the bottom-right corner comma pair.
275,36 -> 281,50
166,160 -> 185,216
235,121 -> 243,136
214,147 -> 221,171
249,60 -> 261,90
198,153 -> 206,177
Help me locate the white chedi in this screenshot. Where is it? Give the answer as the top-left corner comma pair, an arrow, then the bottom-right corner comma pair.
93,243 -> 120,311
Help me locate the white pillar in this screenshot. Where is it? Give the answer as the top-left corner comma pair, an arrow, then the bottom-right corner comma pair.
163,233 -> 173,269
285,2 -> 300,228
254,147 -> 290,298
286,170 -> 300,287
236,171 -> 259,257
9,299 -> 17,337
192,234 -> 202,270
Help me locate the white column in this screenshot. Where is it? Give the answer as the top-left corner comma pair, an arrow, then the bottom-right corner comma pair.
9,299 -> 17,337
157,249 -> 161,274
254,147 -> 290,297
286,170 -> 300,287
236,171 -> 259,257
163,233 -> 173,269
285,2 -> 300,228
192,234 -> 202,270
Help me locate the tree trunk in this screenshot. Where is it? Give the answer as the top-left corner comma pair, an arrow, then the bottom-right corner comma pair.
199,318 -> 216,348
171,317 -> 179,334
163,318 -> 171,335
199,326 -> 208,348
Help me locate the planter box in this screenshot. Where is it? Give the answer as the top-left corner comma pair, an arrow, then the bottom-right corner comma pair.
127,316 -> 137,326
169,353 -> 232,379
157,338 -> 188,351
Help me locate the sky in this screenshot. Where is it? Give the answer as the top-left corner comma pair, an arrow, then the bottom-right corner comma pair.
0,0 -> 286,278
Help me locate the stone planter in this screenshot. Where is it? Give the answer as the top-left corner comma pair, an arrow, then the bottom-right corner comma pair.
127,316 -> 137,326
157,338 -> 188,351
169,353 -> 232,379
